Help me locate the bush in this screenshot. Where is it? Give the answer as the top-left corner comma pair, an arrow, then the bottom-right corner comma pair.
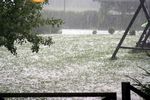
58,30 -> 62,34
108,28 -> 115,34
129,30 -> 136,35
92,30 -> 97,35
50,27 -> 61,34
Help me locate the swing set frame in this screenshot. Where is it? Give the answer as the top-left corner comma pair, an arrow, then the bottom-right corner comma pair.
111,0 -> 150,59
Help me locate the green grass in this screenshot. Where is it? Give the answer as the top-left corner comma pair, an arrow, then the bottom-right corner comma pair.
0,34 -> 150,96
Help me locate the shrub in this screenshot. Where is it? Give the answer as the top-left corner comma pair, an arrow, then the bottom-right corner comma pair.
92,30 -> 97,35
127,67 -> 150,96
108,28 -> 115,34
129,30 -> 136,35
50,27 -> 61,34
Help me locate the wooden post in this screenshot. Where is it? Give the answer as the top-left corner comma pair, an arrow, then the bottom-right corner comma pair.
122,82 -> 131,100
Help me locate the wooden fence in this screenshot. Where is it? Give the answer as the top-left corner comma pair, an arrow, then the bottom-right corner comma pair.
0,82 -> 150,100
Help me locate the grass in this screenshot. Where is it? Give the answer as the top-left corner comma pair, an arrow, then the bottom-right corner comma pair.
0,33 -> 150,99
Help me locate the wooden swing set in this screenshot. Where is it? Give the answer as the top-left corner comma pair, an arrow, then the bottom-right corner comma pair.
111,0 -> 150,59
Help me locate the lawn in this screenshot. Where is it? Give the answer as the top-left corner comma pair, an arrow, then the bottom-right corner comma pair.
0,33 -> 150,99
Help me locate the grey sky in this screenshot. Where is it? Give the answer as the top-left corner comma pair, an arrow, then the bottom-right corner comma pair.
43,0 -> 100,12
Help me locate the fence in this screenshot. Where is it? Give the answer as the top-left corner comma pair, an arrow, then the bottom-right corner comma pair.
0,92 -> 117,100
0,82 -> 150,100
122,82 -> 150,100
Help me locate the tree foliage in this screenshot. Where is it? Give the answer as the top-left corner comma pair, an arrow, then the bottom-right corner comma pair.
0,0 -> 63,55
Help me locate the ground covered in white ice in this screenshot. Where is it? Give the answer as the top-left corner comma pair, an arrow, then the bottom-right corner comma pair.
0,33 -> 149,99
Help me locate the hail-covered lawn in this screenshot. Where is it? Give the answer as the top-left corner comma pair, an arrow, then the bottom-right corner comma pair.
0,33 -> 150,99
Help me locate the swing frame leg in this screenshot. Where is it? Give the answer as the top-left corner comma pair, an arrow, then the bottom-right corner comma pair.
111,3 -> 143,60
111,0 -> 150,59
141,29 -> 150,47
135,23 -> 149,48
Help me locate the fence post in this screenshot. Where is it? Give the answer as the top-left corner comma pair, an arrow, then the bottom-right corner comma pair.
0,97 -> 4,100
122,82 -> 131,100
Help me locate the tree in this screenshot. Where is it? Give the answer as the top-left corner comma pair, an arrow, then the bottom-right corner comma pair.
0,0 -> 63,55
